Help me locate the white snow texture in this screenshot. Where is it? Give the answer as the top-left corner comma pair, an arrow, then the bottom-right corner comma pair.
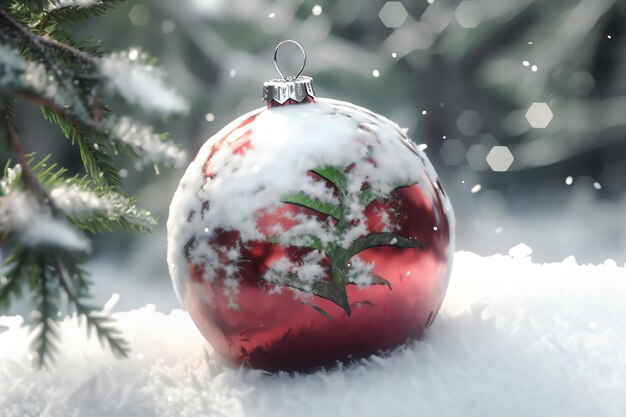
167,98 -> 446,304
1,251 -> 624,417
0,166 -> 90,252
99,50 -> 189,117
47,1 -> 101,11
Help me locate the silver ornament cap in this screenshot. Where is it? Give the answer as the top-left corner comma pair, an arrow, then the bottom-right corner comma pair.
263,40 -> 315,105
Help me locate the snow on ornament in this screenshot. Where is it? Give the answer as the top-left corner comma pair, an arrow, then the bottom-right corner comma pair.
167,40 -> 455,372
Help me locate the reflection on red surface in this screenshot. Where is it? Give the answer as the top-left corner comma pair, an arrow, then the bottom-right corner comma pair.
181,181 -> 452,372
177,102 -> 453,372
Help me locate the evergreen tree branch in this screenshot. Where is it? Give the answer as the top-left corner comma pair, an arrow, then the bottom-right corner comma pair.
0,0 -> 182,367
0,251 -> 26,309
1,99 -> 59,216
0,9 -> 90,117
53,255 -> 130,358
38,35 -> 95,65
39,107 -> 123,191
47,0 -> 126,24
31,256 -> 60,369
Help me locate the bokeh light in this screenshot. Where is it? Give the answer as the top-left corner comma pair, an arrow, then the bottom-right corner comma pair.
378,2 -> 409,28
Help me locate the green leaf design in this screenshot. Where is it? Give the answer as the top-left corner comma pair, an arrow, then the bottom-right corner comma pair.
347,232 -> 423,258
272,163 -> 425,317
281,192 -> 341,220
301,301 -> 332,319
358,188 -> 378,208
273,271 -> 350,315
358,182 -> 417,209
312,166 -> 347,195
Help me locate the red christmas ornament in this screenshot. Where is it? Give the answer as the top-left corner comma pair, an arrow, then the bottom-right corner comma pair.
167,41 -> 454,372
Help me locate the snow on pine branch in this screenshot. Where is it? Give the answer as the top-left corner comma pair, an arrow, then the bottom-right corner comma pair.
0,44 -> 25,89
104,116 -> 186,168
0,192 -> 90,252
0,166 -> 90,253
0,45 -> 61,104
99,50 -> 188,117
47,0 -> 101,10
50,184 -> 156,230
0,44 -> 89,122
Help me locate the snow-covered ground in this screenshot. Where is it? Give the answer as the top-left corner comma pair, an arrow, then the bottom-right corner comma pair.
1,250 -> 624,417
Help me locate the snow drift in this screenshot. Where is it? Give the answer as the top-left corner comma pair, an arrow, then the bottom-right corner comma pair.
1,250 -> 624,417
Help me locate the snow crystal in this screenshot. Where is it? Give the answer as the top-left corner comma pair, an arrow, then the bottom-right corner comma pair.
0,192 -> 90,252
2,252 -> 626,416
99,51 -> 188,117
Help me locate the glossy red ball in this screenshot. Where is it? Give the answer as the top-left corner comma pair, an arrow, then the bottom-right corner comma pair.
168,99 -> 454,372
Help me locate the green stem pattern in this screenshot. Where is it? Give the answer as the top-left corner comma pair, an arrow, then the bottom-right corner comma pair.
273,165 -> 424,317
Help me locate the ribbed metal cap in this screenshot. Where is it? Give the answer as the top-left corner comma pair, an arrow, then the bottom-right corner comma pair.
263,76 -> 315,105
262,40 -> 315,105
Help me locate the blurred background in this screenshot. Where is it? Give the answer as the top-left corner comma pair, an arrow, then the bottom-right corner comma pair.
6,0 -> 626,312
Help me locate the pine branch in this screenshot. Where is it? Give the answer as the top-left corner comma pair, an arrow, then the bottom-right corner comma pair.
23,154 -> 156,233
2,12 -> 186,169
47,1 -> 126,24
0,0 -> 183,367
46,28 -> 106,57
54,255 -> 130,359
38,34 -> 95,64
0,250 -> 27,309
31,257 -> 60,369
1,100 -> 57,212
40,107 -> 124,191
0,9 -> 91,119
